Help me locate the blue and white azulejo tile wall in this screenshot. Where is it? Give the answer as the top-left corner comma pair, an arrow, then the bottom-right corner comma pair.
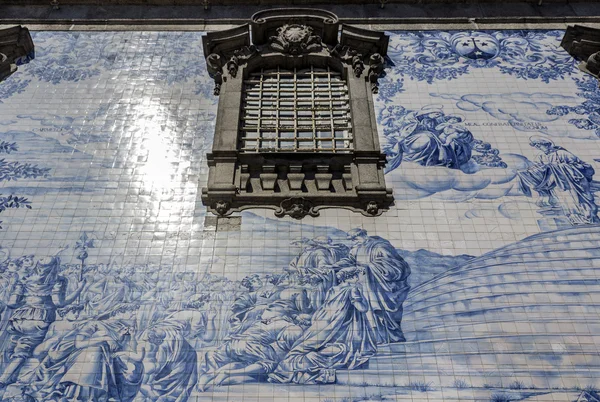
0,29 -> 599,402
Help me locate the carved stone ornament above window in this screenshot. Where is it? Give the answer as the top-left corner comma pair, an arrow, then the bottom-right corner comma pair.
270,24 -> 323,55
201,8 -> 393,219
0,26 -> 35,83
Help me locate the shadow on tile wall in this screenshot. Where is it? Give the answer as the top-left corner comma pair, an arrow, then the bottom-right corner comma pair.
0,30 -> 599,401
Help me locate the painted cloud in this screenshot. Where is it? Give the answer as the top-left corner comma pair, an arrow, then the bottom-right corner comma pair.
387,153 -> 531,201
432,91 -> 599,140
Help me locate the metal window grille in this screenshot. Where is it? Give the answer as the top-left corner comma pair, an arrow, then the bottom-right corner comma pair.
240,66 -> 353,153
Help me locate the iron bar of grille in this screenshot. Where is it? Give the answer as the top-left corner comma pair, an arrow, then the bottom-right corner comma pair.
240,66 -> 353,153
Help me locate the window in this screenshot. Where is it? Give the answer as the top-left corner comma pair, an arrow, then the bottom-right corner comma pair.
201,9 -> 392,219
240,67 -> 352,153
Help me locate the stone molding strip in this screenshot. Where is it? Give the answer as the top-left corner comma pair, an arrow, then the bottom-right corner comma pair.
2,17 -> 600,28
3,20 -> 600,35
1,2 -> 599,27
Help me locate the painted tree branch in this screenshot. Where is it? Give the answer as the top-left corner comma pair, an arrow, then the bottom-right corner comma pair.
0,141 -> 50,228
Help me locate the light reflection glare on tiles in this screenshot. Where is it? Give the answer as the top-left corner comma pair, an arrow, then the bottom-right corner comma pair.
135,104 -> 179,198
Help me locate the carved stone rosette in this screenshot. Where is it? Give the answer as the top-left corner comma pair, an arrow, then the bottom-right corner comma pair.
275,198 -> 320,220
201,9 -> 392,219
269,24 -> 322,55
561,25 -> 600,81
0,26 -> 35,83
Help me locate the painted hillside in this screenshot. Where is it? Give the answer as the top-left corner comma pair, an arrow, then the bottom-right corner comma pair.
340,224 -> 600,390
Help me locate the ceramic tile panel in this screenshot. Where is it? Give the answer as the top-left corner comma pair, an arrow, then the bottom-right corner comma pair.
0,29 -> 599,402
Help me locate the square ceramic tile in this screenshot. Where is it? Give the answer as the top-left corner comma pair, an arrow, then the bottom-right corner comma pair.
0,29 -> 599,402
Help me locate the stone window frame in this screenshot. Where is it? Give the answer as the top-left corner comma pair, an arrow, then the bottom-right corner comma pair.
201,9 -> 393,219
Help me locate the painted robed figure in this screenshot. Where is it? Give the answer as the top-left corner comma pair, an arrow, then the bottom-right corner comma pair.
332,228 -> 411,344
518,137 -> 600,225
268,266 -> 377,384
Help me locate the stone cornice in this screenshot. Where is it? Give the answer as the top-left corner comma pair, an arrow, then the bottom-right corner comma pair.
1,0 -> 595,4
202,9 -> 389,95
1,2 -> 599,28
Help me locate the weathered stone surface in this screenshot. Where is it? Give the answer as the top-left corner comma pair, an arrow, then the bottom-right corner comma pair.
561,25 -> 600,80
201,8 -> 393,218
1,0 -> 594,5
0,26 -> 34,82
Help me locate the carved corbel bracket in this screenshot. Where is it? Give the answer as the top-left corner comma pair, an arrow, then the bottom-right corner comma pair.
561,25 -> 600,81
275,198 -> 320,220
330,45 -> 364,77
329,25 -> 389,91
204,200 -> 232,217
227,45 -> 259,78
368,53 -> 385,93
203,25 -> 258,95
0,26 -> 35,82
587,52 -> 600,77
205,53 -> 223,95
